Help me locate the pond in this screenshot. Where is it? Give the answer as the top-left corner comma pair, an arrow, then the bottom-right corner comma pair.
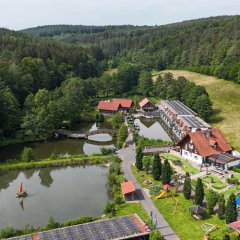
0,122 -> 115,162
0,165 -> 110,229
134,117 -> 171,141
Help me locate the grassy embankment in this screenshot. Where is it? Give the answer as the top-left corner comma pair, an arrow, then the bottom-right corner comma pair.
154,70 -> 240,150
0,154 -> 111,172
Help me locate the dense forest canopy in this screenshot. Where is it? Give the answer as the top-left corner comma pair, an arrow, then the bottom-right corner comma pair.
0,15 -> 237,143
22,16 -> 240,82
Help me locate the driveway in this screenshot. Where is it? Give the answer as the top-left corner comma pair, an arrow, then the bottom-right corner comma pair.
118,134 -> 179,240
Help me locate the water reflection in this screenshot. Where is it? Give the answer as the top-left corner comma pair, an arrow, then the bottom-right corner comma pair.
134,117 -> 171,141
0,122 -> 115,162
0,166 -> 109,228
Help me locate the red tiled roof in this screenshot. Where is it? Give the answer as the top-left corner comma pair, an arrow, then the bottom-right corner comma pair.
228,220 -> 240,232
139,98 -> 154,108
121,181 -> 135,195
97,101 -> 120,111
178,128 -> 232,157
112,98 -> 133,108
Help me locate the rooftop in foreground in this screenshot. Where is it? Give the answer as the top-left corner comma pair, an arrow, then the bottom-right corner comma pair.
8,214 -> 151,240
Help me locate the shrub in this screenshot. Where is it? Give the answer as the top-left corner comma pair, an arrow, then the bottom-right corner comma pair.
21,147 -> 35,162
45,216 -> 60,230
117,124 -> 128,148
206,189 -> 218,214
100,147 -> 114,155
62,216 -> 95,227
0,227 -> 16,239
111,113 -> 124,129
103,201 -> 116,215
226,177 -> 239,185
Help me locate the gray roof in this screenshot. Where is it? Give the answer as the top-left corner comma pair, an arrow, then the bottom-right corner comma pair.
178,115 -> 211,129
189,205 -> 206,215
161,100 -> 197,116
7,214 -> 150,240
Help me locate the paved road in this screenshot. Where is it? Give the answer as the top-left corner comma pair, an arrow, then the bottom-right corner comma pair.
118,134 -> 179,240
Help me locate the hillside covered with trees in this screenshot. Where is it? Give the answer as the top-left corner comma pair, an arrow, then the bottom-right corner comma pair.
22,16 -> 240,83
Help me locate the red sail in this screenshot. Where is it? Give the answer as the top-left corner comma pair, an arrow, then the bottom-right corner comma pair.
19,182 -> 23,193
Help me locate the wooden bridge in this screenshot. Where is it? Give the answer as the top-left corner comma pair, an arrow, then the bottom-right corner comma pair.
57,129 -> 117,139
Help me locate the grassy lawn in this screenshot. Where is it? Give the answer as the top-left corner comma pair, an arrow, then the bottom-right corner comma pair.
153,194 -> 227,240
131,165 -> 162,189
157,70 -> 240,150
115,202 -> 153,228
161,153 -> 200,175
201,174 -> 227,190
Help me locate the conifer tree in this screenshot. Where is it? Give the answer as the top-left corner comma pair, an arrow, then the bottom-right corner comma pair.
225,193 -> 237,224
152,153 -> 162,180
194,178 -> 204,206
135,146 -> 143,170
183,172 -> 191,199
162,159 -> 171,185
217,194 -> 225,220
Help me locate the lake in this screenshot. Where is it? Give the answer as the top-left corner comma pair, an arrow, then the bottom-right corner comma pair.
134,117 -> 171,141
0,122 -> 115,162
0,165 -> 109,229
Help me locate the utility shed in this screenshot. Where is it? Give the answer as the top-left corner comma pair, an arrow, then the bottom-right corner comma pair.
121,181 -> 136,201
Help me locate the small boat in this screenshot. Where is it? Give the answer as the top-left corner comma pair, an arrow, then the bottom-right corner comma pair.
16,182 -> 27,198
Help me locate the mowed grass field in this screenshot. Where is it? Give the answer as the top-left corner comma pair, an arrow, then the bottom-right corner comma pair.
154,70 -> 240,150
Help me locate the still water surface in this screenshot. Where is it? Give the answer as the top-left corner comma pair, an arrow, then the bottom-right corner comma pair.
0,165 -> 109,228
134,117 -> 171,141
0,122 -> 115,162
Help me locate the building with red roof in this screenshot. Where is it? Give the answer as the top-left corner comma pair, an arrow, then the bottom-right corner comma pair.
112,98 -> 133,110
121,181 -> 135,201
97,98 -> 133,114
97,101 -> 120,114
177,128 -> 239,169
228,220 -> 240,233
139,98 -> 155,112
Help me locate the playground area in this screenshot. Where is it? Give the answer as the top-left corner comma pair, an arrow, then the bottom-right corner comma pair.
131,165 -> 230,239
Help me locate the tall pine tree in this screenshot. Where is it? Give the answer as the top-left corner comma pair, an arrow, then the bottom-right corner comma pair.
152,153 -> 162,180
218,194 -> 225,220
162,159 -> 171,185
183,172 -> 191,199
194,178 -> 204,206
135,146 -> 143,170
225,193 -> 237,224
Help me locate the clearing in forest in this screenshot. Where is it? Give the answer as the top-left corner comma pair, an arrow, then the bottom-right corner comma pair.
153,70 -> 240,150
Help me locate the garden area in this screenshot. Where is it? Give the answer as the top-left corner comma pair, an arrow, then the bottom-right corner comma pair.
161,153 -> 200,175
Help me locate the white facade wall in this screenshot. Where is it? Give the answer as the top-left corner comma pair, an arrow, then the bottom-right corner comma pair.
182,149 -> 203,164
226,160 -> 240,170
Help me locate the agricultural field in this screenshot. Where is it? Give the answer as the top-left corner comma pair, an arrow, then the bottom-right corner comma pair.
154,70 -> 240,150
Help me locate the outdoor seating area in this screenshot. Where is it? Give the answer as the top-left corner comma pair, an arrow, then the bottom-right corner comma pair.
189,205 -> 206,220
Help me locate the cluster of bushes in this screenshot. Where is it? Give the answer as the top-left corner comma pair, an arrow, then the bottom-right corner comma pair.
104,156 -> 124,216
116,124 -> 128,149
0,154 -> 111,172
100,147 -> 114,155
135,135 -> 172,148
0,216 -> 96,239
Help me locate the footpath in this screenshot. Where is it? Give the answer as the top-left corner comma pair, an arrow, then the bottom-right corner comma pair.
118,133 -> 179,240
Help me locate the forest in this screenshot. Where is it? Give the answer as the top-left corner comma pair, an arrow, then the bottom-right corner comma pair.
3,15 -> 238,144
23,16 -> 240,83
